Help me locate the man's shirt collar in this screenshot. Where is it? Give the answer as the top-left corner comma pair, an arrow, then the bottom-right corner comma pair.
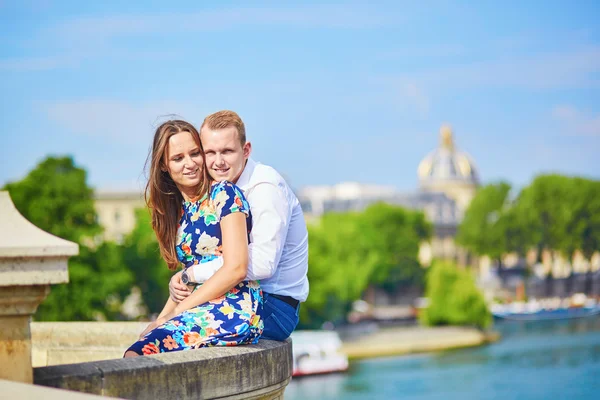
236,157 -> 257,190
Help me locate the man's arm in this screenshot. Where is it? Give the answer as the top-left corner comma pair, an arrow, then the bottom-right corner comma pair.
168,258 -> 223,302
244,182 -> 290,280
190,182 -> 290,282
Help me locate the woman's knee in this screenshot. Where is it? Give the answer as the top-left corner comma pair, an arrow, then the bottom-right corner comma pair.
123,350 -> 140,358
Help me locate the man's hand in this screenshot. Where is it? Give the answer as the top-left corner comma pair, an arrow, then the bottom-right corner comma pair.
169,270 -> 192,302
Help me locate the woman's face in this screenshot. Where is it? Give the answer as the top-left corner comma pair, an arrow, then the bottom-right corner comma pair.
164,131 -> 204,200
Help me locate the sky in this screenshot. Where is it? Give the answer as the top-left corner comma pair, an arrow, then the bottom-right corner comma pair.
1,1 -> 599,194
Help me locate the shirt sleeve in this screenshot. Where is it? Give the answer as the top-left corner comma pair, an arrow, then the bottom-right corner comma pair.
190,257 -> 223,283
244,182 -> 290,281
189,181 -> 289,283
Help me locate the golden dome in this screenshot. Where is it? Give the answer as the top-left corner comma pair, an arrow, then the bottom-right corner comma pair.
440,125 -> 454,149
417,125 -> 479,186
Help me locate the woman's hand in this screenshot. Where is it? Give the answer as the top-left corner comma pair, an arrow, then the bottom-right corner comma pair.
139,320 -> 159,340
169,271 -> 192,302
138,312 -> 174,340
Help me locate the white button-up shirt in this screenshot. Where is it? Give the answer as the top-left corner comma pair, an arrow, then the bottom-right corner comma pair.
191,158 -> 309,302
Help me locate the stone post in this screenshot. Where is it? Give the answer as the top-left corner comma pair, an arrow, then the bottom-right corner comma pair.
0,191 -> 78,383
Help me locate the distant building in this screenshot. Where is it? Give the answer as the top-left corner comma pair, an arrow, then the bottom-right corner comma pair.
298,125 -> 480,266
94,191 -> 145,244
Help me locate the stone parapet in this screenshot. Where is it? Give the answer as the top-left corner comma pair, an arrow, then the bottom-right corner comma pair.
0,191 -> 78,383
0,379 -> 118,399
34,339 -> 292,400
31,321 -> 148,366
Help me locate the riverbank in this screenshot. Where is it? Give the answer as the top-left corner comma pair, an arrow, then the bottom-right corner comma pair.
341,325 -> 499,360
286,317 -> 600,400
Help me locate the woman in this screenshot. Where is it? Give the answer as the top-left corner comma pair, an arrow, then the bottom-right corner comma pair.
124,120 -> 262,357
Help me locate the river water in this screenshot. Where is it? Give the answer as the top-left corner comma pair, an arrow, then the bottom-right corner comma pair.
284,316 -> 600,399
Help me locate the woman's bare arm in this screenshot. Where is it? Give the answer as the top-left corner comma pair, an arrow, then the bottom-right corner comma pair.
157,212 -> 249,322
157,296 -> 178,319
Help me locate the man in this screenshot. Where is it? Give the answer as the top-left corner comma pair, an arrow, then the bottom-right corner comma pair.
169,110 -> 309,341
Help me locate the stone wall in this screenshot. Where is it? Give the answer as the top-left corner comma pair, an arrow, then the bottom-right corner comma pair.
31,322 -> 148,367
34,339 -> 292,400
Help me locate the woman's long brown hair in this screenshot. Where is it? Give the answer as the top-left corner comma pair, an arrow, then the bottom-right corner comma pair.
145,120 -> 210,270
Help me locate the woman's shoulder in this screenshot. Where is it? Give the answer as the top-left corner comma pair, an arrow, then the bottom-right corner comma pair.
210,180 -> 251,217
212,180 -> 242,190
211,180 -> 246,197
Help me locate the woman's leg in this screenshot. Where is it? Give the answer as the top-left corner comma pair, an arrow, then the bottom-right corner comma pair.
123,350 -> 139,358
124,282 -> 264,355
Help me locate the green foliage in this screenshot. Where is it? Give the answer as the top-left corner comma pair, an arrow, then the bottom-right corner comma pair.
4,156 -> 133,321
514,175 -> 600,260
457,182 -> 514,260
458,176 -> 600,263
4,156 -> 101,242
420,261 -> 491,329
513,174 -> 574,256
300,212 -> 373,328
362,203 -> 431,287
36,243 -> 133,321
299,203 -> 432,329
122,209 -> 173,315
562,178 -> 600,260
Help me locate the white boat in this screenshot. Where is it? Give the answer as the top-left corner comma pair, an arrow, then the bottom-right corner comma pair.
491,295 -> 600,321
290,330 -> 349,377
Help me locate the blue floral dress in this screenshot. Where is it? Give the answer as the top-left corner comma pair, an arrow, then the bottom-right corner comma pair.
127,181 -> 263,356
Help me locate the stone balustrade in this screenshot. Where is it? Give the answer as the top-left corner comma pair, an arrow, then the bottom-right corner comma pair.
34,339 -> 292,400
0,191 -> 78,383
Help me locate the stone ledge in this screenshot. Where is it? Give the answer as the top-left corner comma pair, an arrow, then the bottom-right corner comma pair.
0,379 -> 119,399
34,339 -> 292,400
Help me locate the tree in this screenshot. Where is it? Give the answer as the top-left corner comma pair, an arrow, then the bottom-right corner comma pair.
3,156 -> 101,242
4,156 -> 133,321
554,178 -> 600,260
122,209 -> 173,316
457,182 -> 520,265
420,261 -> 491,329
36,242 -> 133,321
512,174 -> 574,261
299,203 -> 432,329
361,203 -> 431,291
300,212 -> 377,328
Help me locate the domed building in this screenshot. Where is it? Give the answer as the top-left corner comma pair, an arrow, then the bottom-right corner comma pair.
418,125 -> 479,212
414,125 -> 480,266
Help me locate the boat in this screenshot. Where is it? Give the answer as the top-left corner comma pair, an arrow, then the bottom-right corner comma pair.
290,330 -> 349,377
491,294 -> 600,321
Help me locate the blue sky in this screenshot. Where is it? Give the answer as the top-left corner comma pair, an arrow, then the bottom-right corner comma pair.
1,1 -> 599,193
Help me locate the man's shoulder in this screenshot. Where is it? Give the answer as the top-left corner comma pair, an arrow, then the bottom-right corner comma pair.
249,161 -> 287,187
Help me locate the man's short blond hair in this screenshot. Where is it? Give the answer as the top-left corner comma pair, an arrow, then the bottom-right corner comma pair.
200,110 -> 246,146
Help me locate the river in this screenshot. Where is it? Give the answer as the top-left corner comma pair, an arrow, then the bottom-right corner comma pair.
284,316 -> 600,399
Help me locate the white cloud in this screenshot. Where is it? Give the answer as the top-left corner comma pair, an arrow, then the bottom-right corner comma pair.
552,105 -> 600,137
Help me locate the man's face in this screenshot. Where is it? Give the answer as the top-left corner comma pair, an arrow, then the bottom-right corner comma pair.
200,125 -> 251,184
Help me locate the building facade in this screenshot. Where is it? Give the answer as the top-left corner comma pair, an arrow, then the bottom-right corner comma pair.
94,191 -> 145,244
